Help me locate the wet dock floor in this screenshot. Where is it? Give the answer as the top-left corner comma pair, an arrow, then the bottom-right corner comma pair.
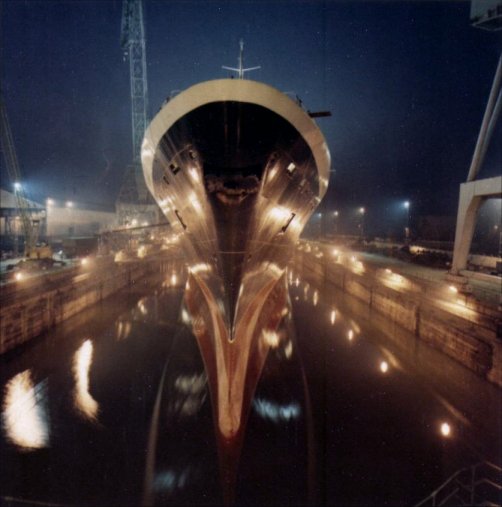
1,261 -> 500,506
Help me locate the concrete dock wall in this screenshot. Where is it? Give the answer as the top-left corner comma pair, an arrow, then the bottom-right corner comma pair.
297,247 -> 502,388
0,254 -> 170,355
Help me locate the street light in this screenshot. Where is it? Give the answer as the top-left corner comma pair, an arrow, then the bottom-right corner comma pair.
46,198 -> 54,206
13,182 -> 22,191
66,201 -> 73,208
333,210 -> 339,234
403,201 -> 411,241
358,207 -> 365,238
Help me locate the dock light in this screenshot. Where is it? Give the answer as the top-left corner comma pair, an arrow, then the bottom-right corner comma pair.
66,201 -> 73,208
13,182 -> 22,191
81,257 -> 89,267
380,361 -> 389,373
14,272 -> 24,281
131,219 -> 138,227
46,198 -> 54,206
448,285 -> 458,294
359,207 -> 365,214
440,422 -> 451,437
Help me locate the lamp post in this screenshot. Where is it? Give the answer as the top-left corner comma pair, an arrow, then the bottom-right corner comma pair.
66,201 -> 74,237
318,212 -> 323,238
333,210 -> 339,235
359,207 -> 365,239
404,201 -> 410,242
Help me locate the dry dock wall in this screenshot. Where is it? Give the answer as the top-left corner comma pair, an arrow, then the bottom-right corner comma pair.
297,248 -> 502,389
0,254 -> 171,355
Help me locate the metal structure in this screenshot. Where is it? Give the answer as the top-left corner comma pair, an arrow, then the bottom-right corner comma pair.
116,0 -> 156,225
0,96 -> 45,256
222,39 -> 261,79
448,4 -> 502,280
415,461 -> 502,506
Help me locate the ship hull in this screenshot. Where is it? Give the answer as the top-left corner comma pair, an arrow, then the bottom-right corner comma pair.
142,79 -> 330,336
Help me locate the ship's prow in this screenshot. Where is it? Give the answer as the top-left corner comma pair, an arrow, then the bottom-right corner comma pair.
142,78 -> 330,334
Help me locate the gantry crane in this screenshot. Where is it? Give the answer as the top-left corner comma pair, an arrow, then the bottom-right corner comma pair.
116,0 -> 156,226
0,95 -> 50,259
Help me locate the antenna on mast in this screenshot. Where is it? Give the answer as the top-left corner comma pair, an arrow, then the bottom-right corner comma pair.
222,39 -> 261,79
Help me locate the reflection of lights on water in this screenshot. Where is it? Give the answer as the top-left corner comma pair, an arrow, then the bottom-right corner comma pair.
2,370 -> 49,450
380,361 -> 389,373
303,284 -> 309,300
116,318 -> 132,340
154,468 -> 190,493
288,270 -> 293,284
313,290 -> 319,306
171,273 -> 177,286
440,422 -> 451,437
330,310 -> 336,325
175,374 -> 206,394
181,308 -> 191,325
284,340 -> 293,359
262,329 -> 280,348
72,340 -> 99,421
172,374 -> 207,416
137,299 -> 148,315
295,277 -> 300,287
253,398 -> 301,423
347,329 -> 354,341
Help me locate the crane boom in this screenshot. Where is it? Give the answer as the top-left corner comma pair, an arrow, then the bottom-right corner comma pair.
0,96 -> 39,255
119,0 -> 149,201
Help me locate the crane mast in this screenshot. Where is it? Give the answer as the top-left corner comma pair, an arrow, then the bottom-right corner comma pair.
116,0 -> 152,225
0,96 -> 41,256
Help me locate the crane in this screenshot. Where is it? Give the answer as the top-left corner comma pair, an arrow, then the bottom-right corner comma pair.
116,0 -> 152,226
0,95 -> 50,259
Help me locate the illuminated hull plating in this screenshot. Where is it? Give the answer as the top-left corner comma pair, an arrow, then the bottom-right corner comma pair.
142,78 -> 328,444
142,79 -> 330,334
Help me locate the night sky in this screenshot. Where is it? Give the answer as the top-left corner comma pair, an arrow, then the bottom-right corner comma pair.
1,0 -> 501,233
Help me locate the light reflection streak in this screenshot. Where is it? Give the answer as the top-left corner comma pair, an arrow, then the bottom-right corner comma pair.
313,290 -> 319,306
153,468 -> 190,493
72,340 -> 99,421
115,318 -> 132,341
2,370 -> 49,450
253,398 -> 301,423
330,310 -> 336,325
284,340 -> 293,359
262,329 -> 280,348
